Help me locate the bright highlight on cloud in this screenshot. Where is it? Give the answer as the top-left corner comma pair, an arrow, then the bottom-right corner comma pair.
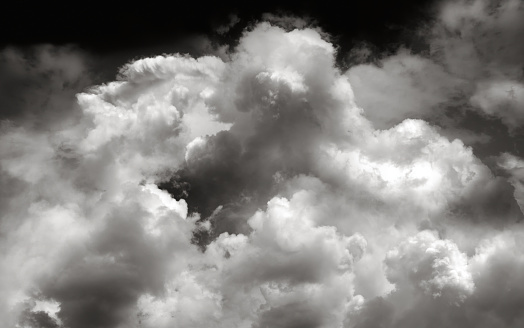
1,1 -> 524,327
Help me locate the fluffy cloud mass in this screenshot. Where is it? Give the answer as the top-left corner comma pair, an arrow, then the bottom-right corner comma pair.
2,1 -> 524,327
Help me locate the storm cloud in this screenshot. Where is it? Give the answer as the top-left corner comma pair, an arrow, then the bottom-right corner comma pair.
2,1 -> 524,327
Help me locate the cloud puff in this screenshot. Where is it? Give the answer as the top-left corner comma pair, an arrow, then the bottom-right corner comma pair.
0,47 -> 220,327
385,230 -> 474,303
352,227 -> 524,328
137,191 -> 366,328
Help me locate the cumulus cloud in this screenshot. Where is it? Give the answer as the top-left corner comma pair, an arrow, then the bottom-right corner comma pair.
346,0 -> 524,161
385,230 -> 474,303
2,3 -> 524,327
137,192 -> 366,328
351,227 -> 524,328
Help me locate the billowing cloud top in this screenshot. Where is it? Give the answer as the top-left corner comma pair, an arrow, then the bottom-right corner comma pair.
2,1 -> 524,327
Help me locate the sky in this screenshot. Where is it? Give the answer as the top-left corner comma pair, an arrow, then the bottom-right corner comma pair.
2,0 -> 524,327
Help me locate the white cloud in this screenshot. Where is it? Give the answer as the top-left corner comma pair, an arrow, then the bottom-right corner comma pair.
137,191 -> 366,328
385,230 -> 474,303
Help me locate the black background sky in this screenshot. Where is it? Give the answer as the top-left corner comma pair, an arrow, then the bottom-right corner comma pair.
1,0 -> 437,54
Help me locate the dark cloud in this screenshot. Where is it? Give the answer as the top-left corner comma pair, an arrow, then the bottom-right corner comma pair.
0,45 -> 92,130
255,301 -> 325,328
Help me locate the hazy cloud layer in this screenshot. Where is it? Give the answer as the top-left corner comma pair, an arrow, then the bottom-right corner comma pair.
2,1 -> 524,327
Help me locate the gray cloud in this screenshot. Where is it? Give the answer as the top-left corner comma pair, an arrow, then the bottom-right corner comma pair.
2,3 -> 524,327
346,0 -> 524,161
0,45 -> 93,130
